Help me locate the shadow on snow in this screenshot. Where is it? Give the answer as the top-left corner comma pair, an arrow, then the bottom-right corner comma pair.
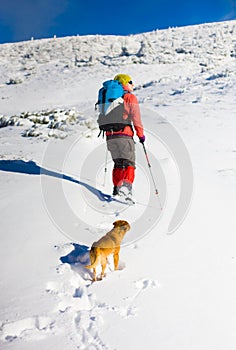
60,243 -> 93,281
0,159 -> 111,202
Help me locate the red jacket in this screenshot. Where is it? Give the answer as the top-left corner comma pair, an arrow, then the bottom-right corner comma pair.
106,89 -> 144,138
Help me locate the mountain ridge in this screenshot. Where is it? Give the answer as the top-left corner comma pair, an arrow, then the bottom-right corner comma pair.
0,20 -> 235,71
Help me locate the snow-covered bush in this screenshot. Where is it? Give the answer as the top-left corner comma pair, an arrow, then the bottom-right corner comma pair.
0,108 -> 97,139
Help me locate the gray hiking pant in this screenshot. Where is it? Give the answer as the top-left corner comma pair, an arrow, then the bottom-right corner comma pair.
106,136 -> 135,168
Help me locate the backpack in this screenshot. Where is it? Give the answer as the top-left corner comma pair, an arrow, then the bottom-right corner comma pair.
95,80 -> 131,136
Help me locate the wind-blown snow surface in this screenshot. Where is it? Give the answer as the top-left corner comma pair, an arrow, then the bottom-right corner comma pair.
0,21 -> 236,349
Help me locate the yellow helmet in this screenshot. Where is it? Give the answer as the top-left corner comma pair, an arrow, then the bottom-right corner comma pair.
114,74 -> 132,86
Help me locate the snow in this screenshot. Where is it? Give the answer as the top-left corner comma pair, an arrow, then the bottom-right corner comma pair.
0,20 -> 236,349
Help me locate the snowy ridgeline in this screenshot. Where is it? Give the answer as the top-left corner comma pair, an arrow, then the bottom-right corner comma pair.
0,21 -> 235,77
0,108 -> 97,139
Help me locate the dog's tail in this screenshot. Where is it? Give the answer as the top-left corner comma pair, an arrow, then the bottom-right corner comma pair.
85,247 -> 100,269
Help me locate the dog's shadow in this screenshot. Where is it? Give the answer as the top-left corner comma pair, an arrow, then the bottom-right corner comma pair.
59,243 -> 125,282
60,243 -> 93,281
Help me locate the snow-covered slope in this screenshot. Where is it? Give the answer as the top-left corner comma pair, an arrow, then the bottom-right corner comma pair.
0,21 -> 235,69
0,20 -> 236,350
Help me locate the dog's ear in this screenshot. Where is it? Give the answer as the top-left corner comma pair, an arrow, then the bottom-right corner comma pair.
113,220 -> 125,227
113,220 -> 120,227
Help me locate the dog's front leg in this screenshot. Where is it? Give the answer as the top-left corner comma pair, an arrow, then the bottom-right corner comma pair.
113,249 -> 120,270
101,257 -> 107,279
92,268 -> 97,281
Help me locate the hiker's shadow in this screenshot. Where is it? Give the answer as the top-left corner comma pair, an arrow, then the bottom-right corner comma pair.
60,243 -> 93,281
0,159 -> 111,202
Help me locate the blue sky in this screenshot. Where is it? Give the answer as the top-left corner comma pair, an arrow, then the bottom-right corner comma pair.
0,0 -> 235,44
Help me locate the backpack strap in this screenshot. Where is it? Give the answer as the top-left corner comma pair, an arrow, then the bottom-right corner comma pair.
101,88 -> 107,115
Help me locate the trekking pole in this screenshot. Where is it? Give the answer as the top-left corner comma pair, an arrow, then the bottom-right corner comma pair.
103,147 -> 109,187
141,143 -> 163,209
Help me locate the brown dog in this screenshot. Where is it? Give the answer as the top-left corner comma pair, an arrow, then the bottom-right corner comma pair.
85,220 -> 130,281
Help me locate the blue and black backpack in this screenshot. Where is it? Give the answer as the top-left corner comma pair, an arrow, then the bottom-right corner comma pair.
95,80 -> 131,136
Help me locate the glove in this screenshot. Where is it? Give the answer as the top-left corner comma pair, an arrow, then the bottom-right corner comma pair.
139,135 -> 145,144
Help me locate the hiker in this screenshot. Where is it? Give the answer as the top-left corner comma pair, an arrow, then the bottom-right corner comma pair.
98,74 -> 145,200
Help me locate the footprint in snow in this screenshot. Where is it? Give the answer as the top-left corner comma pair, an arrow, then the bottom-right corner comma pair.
135,278 -> 159,290
73,310 -> 107,350
0,316 -> 55,343
123,279 -> 159,307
